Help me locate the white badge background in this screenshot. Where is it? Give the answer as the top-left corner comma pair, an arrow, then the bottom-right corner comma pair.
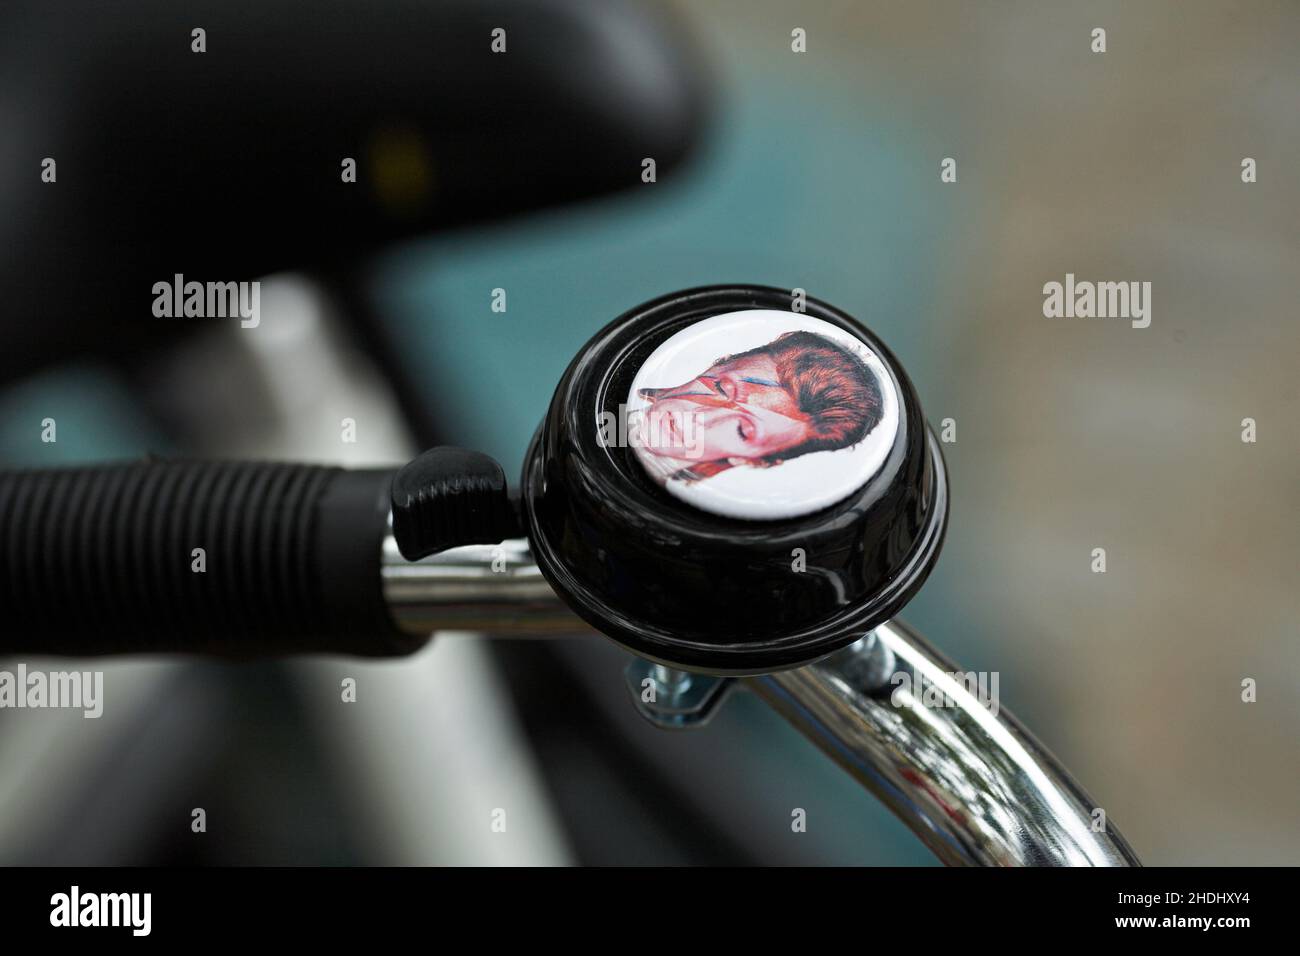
626,309 -> 900,520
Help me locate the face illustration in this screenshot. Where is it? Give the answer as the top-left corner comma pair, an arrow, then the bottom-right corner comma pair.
624,310 -> 898,520
636,353 -> 811,462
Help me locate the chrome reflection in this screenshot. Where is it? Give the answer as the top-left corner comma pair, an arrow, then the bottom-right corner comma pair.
747,625 -> 1140,866
383,537 -> 1140,866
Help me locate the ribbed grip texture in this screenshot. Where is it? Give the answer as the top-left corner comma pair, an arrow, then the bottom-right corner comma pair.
0,459 -> 411,656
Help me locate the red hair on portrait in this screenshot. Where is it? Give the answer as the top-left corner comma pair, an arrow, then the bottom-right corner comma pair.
674,331 -> 883,481
759,331 -> 881,463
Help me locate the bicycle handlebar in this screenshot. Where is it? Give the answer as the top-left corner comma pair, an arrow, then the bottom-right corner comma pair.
0,284 -> 1144,865
0,459 -> 1142,866
0,459 -> 418,657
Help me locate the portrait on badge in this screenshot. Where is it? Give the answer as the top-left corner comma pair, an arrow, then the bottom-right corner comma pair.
625,310 -> 900,521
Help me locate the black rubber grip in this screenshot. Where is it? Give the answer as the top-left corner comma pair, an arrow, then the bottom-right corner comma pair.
0,459 -> 422,657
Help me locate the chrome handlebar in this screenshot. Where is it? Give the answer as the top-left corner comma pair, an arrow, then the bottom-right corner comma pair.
383,536 -> 1140,867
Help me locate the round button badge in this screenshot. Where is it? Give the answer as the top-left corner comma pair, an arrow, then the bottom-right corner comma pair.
626,309 -> 900,520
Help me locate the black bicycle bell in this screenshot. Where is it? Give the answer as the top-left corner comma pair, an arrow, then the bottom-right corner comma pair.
517,285 -> 947,674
